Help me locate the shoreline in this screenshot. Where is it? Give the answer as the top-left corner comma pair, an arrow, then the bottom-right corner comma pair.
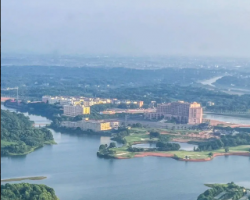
204,112 -> 250,119
116,151 -> 250,162
1,141 -> 56,157
1,176 -> 47,182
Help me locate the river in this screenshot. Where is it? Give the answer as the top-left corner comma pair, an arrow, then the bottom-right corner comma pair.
203,113 -> 250,125
198,76 -> 223,87
1,104 -> 250,200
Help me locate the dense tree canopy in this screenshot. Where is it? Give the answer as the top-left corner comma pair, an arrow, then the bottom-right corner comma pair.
1,110 -> 55,156
2,65 -> 250,113
1,183 -> 59,200
198,133 -> 250,151
197,182 -> 247,200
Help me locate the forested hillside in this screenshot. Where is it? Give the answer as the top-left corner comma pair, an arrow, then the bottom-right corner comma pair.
1,110 -> 55,156
1,183 -> 59,200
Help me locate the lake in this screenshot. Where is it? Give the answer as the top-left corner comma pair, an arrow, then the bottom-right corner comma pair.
203,113 -> 250,125
1,104 -> 250,200
132,142 -> 198,151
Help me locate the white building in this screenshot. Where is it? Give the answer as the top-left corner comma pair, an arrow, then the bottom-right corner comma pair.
110,121 -> 120,130
61,119 -> 115,132
42,96 -> 60,104
63,105 -> 90,117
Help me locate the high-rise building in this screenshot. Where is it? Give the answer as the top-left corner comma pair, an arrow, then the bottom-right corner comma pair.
144,101 -> 203,124
188,102 -> 203,125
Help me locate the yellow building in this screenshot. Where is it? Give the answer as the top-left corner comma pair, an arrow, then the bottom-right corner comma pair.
72,101 -> 81,105
83,107 -> 90,114
100,122 -> 111,131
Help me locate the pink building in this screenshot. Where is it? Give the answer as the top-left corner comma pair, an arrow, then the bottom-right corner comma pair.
144,101 -> 203,124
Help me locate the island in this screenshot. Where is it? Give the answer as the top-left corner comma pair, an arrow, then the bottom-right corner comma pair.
97,127 -> 250,161
197,182 -> 250,200
1,183 -> 59,200
1,176 -> 47,182
1,110 -> 56,156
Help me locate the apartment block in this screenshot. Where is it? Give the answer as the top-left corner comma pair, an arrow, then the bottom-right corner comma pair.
63,105 -> 90,117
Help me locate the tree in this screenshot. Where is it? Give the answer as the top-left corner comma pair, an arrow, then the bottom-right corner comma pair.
73,115 -> 82,121
108,142 -> 116,148
208,152 -> 213,157
99,144 -> 107,151
225,147 -> 229,153
149,131 -> 160,138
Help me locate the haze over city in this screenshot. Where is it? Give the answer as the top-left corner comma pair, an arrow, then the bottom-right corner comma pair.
1,1 -> 250,200
2,0 -> 250,58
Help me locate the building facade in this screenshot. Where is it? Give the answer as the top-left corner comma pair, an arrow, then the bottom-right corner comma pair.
61,119 -> 118,132
144,101 -> 203,124
63,105 -> 90,117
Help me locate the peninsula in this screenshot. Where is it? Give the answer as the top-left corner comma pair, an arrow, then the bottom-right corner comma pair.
1,176 -> 47,182
1,110 -> 56,156
197,182 -> 250,200
97,127 -> 250,162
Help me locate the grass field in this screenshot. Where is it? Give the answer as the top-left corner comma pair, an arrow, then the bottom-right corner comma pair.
111,129 -> 250,160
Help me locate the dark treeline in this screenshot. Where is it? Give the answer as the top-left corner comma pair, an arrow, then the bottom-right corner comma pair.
1,183 -> 59,200
1,65 -> 223,89
150,131 -> 180,151
156,134 -> 180,151
198,133 -> 250,151
215,75 -> 250,89
97,143 -> 117,158
1,110 -> 55,156
111,127 -> 130,144
2,65 -> 250,112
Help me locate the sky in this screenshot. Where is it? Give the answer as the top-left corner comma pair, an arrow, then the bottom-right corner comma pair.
2,0 -> 250,57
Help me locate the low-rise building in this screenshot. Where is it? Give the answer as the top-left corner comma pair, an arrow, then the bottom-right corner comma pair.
61,119 -> 118,132
207,101 -> 215,106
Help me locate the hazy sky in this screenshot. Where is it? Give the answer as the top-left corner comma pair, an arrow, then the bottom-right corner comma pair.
2,0 -> 250,57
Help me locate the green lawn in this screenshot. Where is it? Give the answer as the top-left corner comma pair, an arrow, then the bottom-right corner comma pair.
111,128 -> 250,160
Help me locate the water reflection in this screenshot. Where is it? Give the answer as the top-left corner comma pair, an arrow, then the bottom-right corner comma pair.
203,113 -> 250,125
132,142 -> 198,151
1,104 -> 250,200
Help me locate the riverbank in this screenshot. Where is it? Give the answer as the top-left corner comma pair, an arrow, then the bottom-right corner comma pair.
204,112 -> 250,119
1,140 -> 56,156
113,146 -> 250,162
1,176 -> 47,182
97,130 -> 250,162
197,182 -> 250,200
203,118 -> 250,128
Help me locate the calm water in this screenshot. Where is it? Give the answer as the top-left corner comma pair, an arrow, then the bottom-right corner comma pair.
132,142 -> 198,151
203,113 -> 250,125
1,105 -> 250,200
